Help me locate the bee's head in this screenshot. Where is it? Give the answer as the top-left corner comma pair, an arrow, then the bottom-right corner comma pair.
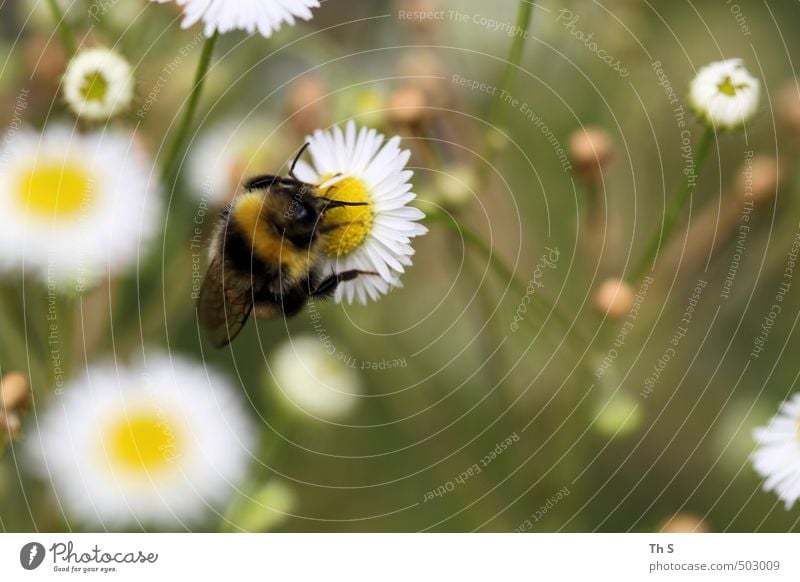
266,180 -> 365,247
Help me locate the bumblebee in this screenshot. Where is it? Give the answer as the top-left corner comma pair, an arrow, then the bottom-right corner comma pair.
197,145 -> 374,347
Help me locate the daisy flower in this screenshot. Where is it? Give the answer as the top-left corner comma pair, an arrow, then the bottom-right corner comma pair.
689,59 -> 760,130
752,393 -> 800,509
293,120 -> 428,304
26,354 -> 255,528
150,0 -> 320,38
0,124 -> 160,289
63,48 -> 134,121
188,119 -> 290,204
269,335 -> 361,420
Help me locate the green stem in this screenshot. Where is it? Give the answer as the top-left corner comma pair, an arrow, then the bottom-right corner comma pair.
160,31 -> 219,188
629,127 -> 715,283
45,0 -> 77,57
486,0 -> 534,131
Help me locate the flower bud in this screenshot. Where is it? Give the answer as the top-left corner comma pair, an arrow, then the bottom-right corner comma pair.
594,278 -> 635,319
569,127 -> 613,185
659,513 -> 710,533
0,373 -> 30,439
1,373 -> 30,412
738,155 -> 779,206
395,50 -> 449,108
285,75 -> 330,138
433,165 -> 477,210
593,393 -> 642,437
777,82 -> 800,139
387,86 -> 428,127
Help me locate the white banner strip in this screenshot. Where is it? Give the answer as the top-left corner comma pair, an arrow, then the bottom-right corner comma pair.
1,533 -> 798,581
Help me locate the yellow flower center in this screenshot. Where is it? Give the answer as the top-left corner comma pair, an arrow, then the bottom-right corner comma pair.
17,162 -> 92,218
106,410 -> 180,475
717,75 -> 746,97
318,176 -> 373,257
80,71 -> 109,103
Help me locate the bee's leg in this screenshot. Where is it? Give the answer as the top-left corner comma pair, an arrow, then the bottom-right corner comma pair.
310,270 -> 377,298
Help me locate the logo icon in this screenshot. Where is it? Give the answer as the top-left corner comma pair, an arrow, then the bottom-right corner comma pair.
19,542 -> 45,570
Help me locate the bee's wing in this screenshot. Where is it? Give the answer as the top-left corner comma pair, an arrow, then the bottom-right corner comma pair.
197,256 -> 255,348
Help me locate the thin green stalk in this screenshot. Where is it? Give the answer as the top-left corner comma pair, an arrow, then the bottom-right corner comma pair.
45,0 -> 77,57
629,127 -> 715,283
161,31 -> 219,188
477,1 -> 534,187
486,0 -> 534,131
116,33 -> 218,353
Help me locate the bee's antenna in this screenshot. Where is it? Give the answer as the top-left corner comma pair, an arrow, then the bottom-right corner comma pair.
289,142 -> 311,180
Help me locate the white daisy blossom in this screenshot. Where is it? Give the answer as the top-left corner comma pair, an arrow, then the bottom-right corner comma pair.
689,59 -> 760,130
63,48 -> 134,121
752,393 -> 800,509
151,0 -> 320,38
0,125 -> 161,288
26,354 -> 255,528
270,336 -> 361,420
293,121 -> 428,304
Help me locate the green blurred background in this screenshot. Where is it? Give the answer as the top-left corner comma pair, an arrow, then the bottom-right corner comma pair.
2,0 -> 800,532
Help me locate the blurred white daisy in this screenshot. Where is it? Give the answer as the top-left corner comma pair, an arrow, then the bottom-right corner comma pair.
151,0 -> 320,38
293,121 -> 428,304
189,119 -> 290,204
26,354 -> 255,528
752,393 -> 800,509
269,335 -> 361,420
0,124 -> 160,289
689,59 -> 760,130
63,48 -> 134,121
